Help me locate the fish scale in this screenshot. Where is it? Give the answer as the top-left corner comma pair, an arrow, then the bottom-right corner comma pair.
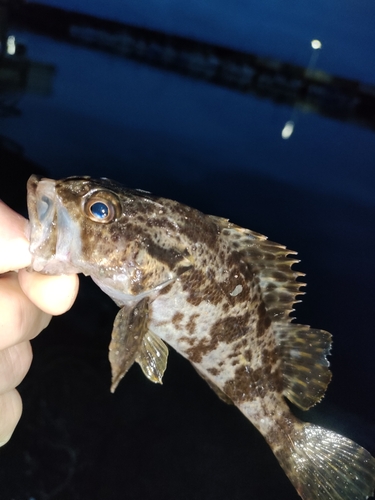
27,174 -> 375,500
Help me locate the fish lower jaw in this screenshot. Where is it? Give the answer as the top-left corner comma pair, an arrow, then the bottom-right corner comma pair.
31,254 -> 80,275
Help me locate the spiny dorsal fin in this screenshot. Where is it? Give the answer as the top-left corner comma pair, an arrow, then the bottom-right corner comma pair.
211,216 -> 332,409
243,238 -> 303,321
211,216 -> 304,321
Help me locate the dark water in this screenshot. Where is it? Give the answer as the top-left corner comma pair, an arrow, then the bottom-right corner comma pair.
1,9 -> 375,500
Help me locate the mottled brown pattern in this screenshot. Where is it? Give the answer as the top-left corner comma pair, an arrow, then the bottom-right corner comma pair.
226,250 -> 254,282
28,176 -> 375,500
182,269 -> 224,306
256,302 -> 272,338
144,238 -> 186,269
222,303 -> 230,313
261,348 -> 278,367
186,311 -> 251,363
210,312 -> 251,344
180,216 -> 219,251
186,338 -> 216,363
158,283 -> 174,295
186,313 -> 200,335
217,269 -> 251,304
244,348 -> 252,363
146,217 -> 178,232
223,365 -> 255,401
172,312 -> 184,330
223,361 -> 284,403
176,265 -> 193,277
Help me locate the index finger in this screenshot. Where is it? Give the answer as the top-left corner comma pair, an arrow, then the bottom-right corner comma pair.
0,201 -> 31,273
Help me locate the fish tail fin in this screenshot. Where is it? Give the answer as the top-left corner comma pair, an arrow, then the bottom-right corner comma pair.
270,421 -> 375,500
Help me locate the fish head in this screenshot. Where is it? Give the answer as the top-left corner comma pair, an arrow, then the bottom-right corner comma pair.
27,175 -> 191,304
27,174 -> 84,275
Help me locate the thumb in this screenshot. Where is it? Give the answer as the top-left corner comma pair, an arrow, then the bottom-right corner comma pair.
0,201 -> 31,273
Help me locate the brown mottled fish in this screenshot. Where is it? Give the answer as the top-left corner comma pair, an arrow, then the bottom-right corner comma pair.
27,175 -> 375,500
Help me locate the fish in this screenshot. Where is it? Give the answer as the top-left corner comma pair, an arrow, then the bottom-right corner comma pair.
26,174 -> 375,500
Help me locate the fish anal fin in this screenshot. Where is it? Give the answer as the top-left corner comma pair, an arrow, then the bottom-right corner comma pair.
136,331 -> 169,384
109,298 -> 149,393
193,365 -> 233,405
276,324 -> 332,410
273,422 -> 375,500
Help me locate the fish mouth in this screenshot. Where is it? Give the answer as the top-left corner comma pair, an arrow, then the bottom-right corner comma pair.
27,175 -> 57,229
27,175 -> 59,272
27,174 -> 83,275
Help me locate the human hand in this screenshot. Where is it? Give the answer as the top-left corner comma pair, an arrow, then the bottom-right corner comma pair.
0,200 -> 79,446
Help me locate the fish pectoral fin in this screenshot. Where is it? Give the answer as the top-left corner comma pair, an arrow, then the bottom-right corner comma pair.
109,298 -> 149,393
136,331 -> 169,384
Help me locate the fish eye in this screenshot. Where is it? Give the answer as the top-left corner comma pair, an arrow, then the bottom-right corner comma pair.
90,201 -> 111,219
84,191 -> 120,223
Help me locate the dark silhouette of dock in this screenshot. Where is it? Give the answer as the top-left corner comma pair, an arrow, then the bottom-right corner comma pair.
6,1 -> 375,132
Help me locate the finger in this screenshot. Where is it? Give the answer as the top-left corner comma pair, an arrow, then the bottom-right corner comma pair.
18,269 -> 79,316
0,201 -> 31,273
0,389 -> 22,447
0,273 -> 51,350
0,341 -> 33,395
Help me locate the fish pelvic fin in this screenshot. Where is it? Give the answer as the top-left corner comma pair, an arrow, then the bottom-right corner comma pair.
109,299 -> 169,392
109,299 -> 150,393
276,323 -> 332,410
135,331 -> 168,384
271,421 -> 375,500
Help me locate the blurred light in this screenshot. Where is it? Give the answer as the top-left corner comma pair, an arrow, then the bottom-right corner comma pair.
280,40 -> 321,138
7,36 -> 16,55
281,121 -> 295,139
311,39 -> 322,50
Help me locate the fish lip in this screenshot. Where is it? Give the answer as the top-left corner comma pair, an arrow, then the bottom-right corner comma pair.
27,174 -> 57,230
27,174 -> 42,192
27,174 -> 58,272
27,173 -> 53,206
26,174 -> 42,229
